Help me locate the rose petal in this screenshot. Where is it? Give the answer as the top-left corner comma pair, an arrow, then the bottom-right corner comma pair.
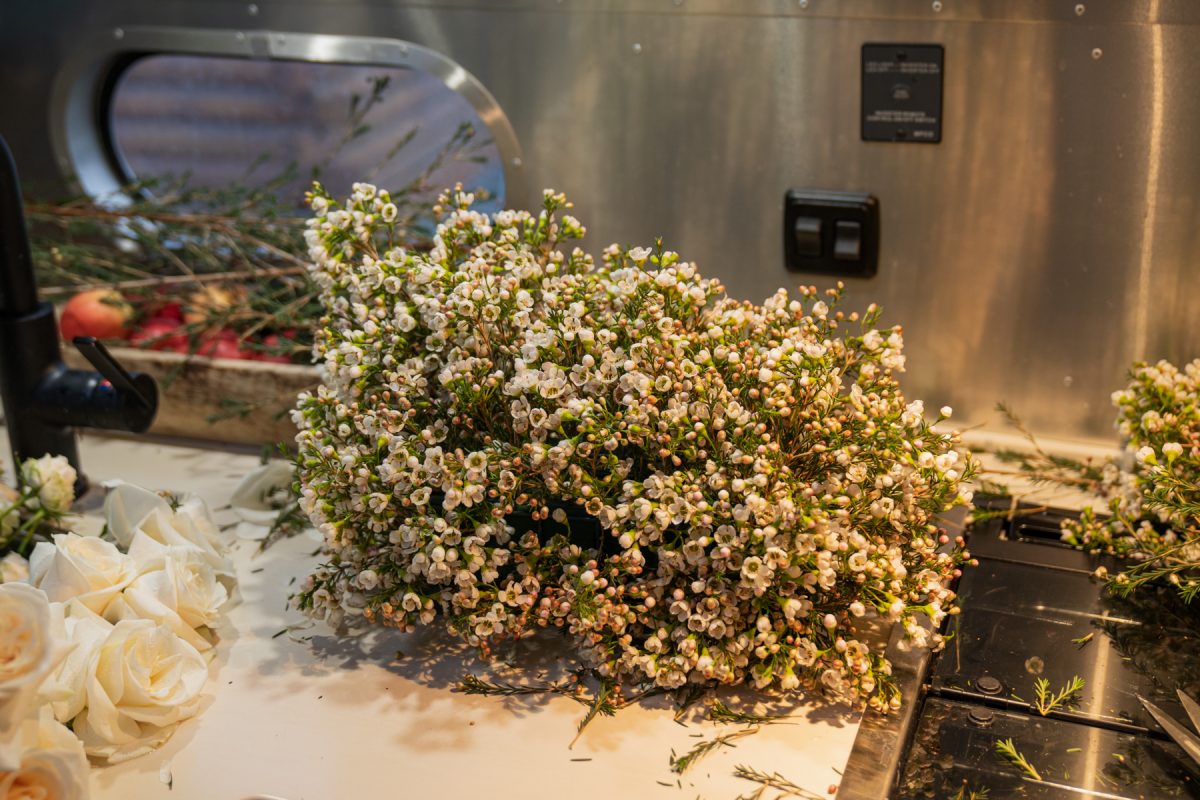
103,482 -> 170,548
229,461 -> 295,525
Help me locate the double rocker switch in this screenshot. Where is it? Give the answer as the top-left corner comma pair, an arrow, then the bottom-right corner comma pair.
783,190 -> 879,278
792,217 -> 862,261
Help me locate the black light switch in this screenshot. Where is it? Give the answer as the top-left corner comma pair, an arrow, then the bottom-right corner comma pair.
793,217 -> 823,258
783,190 -> 879,277
833,221 -> 862,261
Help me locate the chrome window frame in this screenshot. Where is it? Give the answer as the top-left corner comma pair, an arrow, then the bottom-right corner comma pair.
49,26 -> 524,203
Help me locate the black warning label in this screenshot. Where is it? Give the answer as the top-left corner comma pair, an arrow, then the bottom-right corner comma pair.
862,44 -> 943,143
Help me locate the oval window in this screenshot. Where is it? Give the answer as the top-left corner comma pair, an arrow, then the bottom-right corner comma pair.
108,54 -> 504,213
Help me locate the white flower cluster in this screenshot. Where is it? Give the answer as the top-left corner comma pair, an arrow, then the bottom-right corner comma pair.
21,456 -> 76,517
0,455 -> 77,550
293,184 -> 975,709
0,482 -> 236,797
1063,359 -> 1200,597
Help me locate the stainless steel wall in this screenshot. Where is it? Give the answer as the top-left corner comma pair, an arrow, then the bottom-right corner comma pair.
2,1 -> 1198,444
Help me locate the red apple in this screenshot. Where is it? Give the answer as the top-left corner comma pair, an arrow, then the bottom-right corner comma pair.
59,289 -> 133,341
195,328 -> 255,361
130,318 -> 187,352
151,301 -> 184,322
255,333 -> 294,364
212,336 -> 247,361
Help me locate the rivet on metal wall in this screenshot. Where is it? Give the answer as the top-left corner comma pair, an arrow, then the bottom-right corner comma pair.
1092,47 -> 1103,59
632,42 -> 643,54
931,0 -> 943,12
235,31 -> 246,41
511,157 -> 523,168
1075,3 -> 1085,15
113,28 -> 125,40
799,0 -> 809,8
399,43 -> 409,56
247,3 -> 259,15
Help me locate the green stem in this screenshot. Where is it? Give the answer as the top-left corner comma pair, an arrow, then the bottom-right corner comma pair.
16,507 -> 49,556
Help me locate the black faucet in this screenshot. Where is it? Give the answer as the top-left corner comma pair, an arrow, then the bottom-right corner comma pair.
0,135 -> 157,496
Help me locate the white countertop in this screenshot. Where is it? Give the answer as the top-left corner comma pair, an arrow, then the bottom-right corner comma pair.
17,433 -> 862,800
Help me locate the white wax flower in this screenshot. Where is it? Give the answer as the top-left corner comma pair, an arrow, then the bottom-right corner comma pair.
0,706 -> 89,799
104,484 -> 232,580
69,617 -> 208,763
28,533 -> 137,615
0,584 -> 69,739
0,553 -> 28,583
105,534 -> 229,651
20,455 -> 77,515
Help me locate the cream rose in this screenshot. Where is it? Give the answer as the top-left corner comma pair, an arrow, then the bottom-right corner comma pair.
0,553 -> 28,584
0,584 -> 67,738
70,617 -> 208,762
0,707 -> 89,800
105,484 -> 232,580
28,534 -> 137,615
20,455 -> 77,515
37,601 -> 110,725
105,535 -> 229,651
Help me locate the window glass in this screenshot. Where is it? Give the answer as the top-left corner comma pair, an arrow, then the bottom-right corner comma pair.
109,54 -> 503,212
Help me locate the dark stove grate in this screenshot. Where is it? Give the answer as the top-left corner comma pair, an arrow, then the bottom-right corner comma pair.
886,499 -> 1200,799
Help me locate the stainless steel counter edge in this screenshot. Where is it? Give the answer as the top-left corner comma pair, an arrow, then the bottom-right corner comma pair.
837,622 -> 936,800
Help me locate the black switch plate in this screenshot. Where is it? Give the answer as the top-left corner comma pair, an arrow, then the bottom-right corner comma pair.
783,190 -> 879,277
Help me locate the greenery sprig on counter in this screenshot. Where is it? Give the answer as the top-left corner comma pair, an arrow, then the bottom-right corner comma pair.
994,737 -> 1042,781
292,183 -> 976,711
732,765 -> 825,800
1031,675 -> 1085,716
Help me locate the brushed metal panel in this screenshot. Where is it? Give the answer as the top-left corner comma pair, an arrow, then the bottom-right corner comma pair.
2,1 -> 1199,443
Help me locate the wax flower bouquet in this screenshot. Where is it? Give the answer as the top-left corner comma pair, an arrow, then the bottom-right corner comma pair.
292,184 -> 976,710
1057,359 -> 1200,599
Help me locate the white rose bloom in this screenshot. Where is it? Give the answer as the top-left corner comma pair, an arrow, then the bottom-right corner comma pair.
38,601 -> 110,725
0,584 -> 69,738
105,483 -> 232,580
70,617 -> 208,763
28,533 -> 137,615
20,455 -> 77,515
0,553 -> 28,583
106,534 -> 230,651
0,706 -> 89,799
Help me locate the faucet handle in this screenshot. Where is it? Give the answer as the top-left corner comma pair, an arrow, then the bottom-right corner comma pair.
72,336 -> 154,411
